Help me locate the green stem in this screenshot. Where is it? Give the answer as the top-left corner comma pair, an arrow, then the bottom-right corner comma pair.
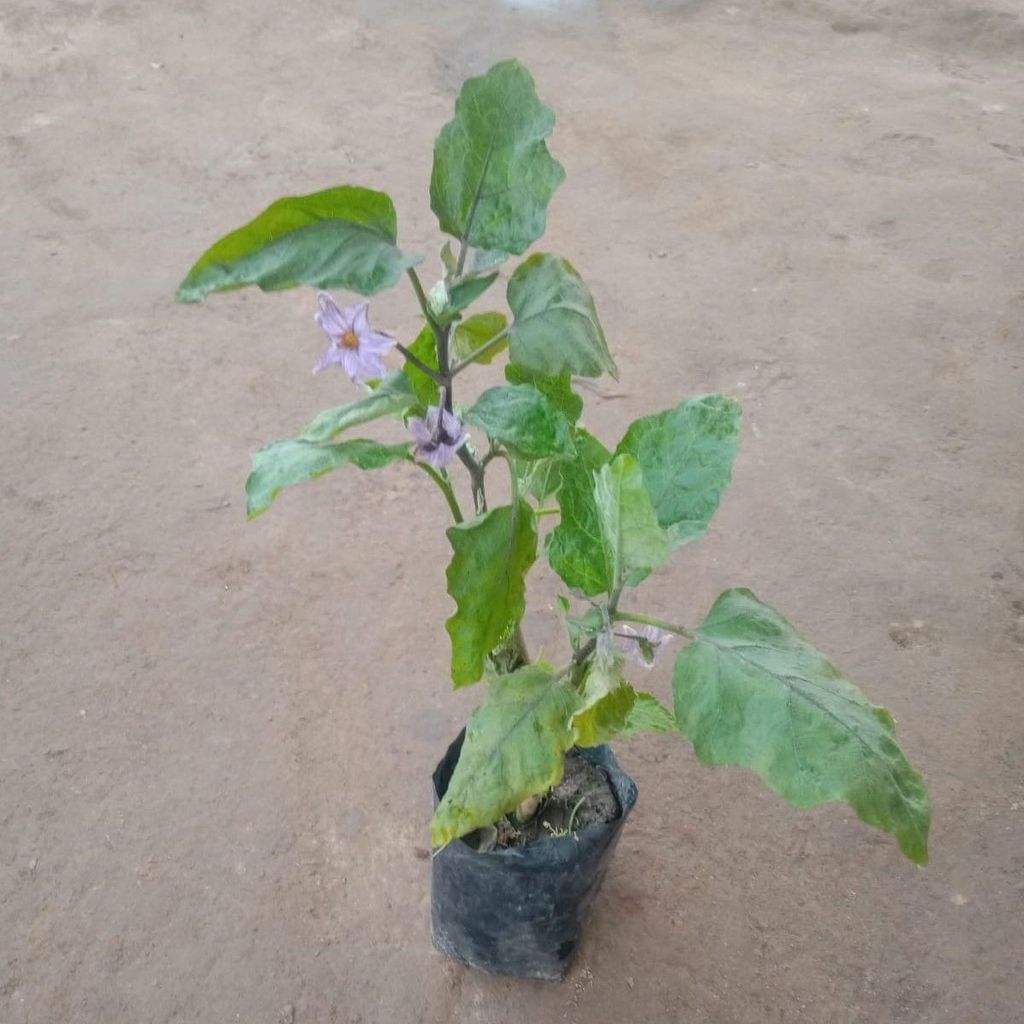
394,342 -> 446,385
413,461 -> 464,524
535,507 -> 559,518
449,326 -> 510,377
612,610 -> 695,641
406,267 -> 442,337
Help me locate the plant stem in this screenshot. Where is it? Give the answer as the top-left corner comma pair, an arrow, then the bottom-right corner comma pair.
456,446 -> 487,514
535,507 -> 559,518
406,267 -> 442,337
413,461 -> 464,524
394,342 -> 446,384
612,610 -> 695,641
449,326 -> 510,377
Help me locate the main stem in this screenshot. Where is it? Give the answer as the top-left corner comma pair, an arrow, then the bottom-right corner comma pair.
612,610 -> 695,641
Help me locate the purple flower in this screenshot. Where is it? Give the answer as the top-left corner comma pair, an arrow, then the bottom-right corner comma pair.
312,292 -> 395,383
408,406 -> 469,469
619,624 -> 672,669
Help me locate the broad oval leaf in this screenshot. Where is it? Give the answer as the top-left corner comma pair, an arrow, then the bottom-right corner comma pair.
464,384 -> 575,460
616,394 -> 742,548
453,312 -> 508,366
430,60 -> 565,255
505,363 -> 583,424
593,453 -> 669,591
300,372 -> 415,443
673,588 -> 932,865
445,504 -> 538,687
176,186 -> 420,303
430,663 -> 579,846
246,438 -> 409,518
507,254 -> 618,379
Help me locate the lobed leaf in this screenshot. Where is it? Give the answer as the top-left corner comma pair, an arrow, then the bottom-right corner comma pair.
430,60 -> 565,256
464,384 -> 575,460
507,254 -> 617,379
616,394 -> 742,548
176,186 -> 420,302
245,438 -> 409,518
621,692 -> 676,736
430,663 -> 579,846
445,504 -> 538,687
504,363 -> 583,424
673,588 -> 932,864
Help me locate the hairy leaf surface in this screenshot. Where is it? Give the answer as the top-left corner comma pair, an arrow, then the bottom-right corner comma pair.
431,664 -> 579,846
674,588 -> 932,864
177,186 -> 419,302
246,438 -> 409,518
464,384 -> 574,459
445,504 -> 538,687
507,254 -> 617,379
300,372 -> 415,443
430,60 -> 564,255
616,394 -> 742,547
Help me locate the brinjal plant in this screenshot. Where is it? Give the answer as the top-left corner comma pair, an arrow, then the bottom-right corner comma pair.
177,60 -> 931,865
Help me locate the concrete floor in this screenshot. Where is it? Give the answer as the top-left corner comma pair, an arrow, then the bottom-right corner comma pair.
2,1 -> 1023,1021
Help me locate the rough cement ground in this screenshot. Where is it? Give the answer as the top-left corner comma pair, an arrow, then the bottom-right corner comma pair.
2,1 -> 1023,1021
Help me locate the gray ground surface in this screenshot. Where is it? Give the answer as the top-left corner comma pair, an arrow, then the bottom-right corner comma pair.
3,1 -> 1023,1021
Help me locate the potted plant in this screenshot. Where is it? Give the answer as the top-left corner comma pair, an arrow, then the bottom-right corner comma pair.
176,59 -> 931,982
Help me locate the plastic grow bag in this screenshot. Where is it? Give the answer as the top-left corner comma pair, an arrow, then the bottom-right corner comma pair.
430,729 -> 639,981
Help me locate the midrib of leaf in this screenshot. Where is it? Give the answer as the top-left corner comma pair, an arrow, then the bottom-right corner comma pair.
700,635 -> 925,825
458,136 -> 496,262
478,673 -> 568,778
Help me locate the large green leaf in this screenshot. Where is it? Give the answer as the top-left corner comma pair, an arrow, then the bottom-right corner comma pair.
403,325 -> 440,408
673,588 -> 932,864
430,60 -> 565,256
616,394 -> 742,548
300,372 -> 415,443
507,254 -> 617,379
546,431 -> 613,595
445,504 -> 538,687
505,364 -> 583,424
176,186 -> 420,303
464,384 -> 575,459
246,438 -> 409,518
593,454 -> 669,591
431,663 -> 579,846
452,312 -> 508,366
571,638 -> 633,747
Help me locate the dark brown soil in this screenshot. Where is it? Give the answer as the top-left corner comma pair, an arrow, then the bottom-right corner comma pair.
472,751 -> 621,851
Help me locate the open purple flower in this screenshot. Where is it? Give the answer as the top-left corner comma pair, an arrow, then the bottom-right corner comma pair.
409,406 -> 469,469
313,292 -> 395,383
619,623 -> 673,669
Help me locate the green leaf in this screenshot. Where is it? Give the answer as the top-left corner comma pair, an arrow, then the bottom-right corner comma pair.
546,431 -> 613,595
622,692 -> 676,736
430,60 -> 565,256
507,254 -> 617,379
673,588 -> 932,864
445,273 -> 499,320
574,686 -> 637,747
445,504 -> 539,687
464,384 -> 575,459
403,325 -> 440,408
300,372 -> 415,443
504,364 -> 583,424
176,186 -> 420,303
430,663 -> 579,846
616,394 -> 742,548
593,453 -> 669,591
246,438 -> 409,518
452,312 -> 508,366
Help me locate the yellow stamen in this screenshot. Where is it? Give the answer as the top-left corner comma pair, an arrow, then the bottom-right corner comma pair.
340,329 -> 359,350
